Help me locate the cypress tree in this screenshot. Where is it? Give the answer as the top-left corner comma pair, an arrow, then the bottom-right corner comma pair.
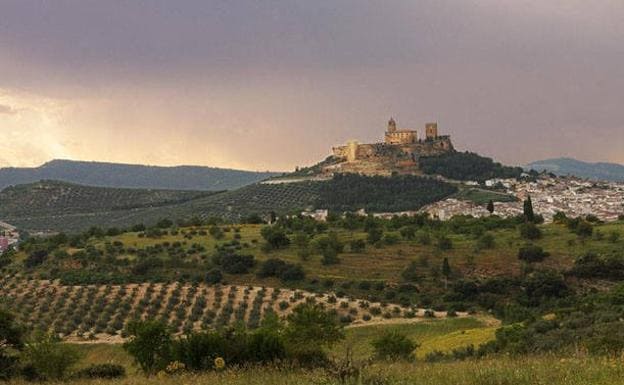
486,199 -> 495,214
523,195 -> 535,222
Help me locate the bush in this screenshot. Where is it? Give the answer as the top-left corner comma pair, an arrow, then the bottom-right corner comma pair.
24,250 -> 48,268
349,239 -> 366,253
257,258 -> 305,282
476,233 -> 496,249
519,222 -> 542,240
261,226 -> 291,250
518,244 -> 550,263
205,268 -> 223,284
213,252 -> 255,274
436,235 -> 453,251
123,320 -> 172,374
371,331 -> 418,361
74,364 -> 125,379
0,308 -> 23,380
22,333 -> 80,380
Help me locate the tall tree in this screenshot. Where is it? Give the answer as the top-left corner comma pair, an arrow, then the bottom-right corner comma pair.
487,199 -> 495,214
523,195 -> 535,222
442,257 -> 451,289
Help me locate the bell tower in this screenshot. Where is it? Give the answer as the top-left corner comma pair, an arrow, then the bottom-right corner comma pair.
387,117 -> 397,133
425,122 -> 438,140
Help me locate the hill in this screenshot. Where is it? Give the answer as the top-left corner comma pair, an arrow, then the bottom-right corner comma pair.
0,175 -> 456,232
0,180 -> 214,218
526,157 -> 624,182
0,159 -> 279,191
420,152 -> 524,182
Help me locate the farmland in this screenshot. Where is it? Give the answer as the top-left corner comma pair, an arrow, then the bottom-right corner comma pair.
0,174 -> 458,232
0,277 -> 467,342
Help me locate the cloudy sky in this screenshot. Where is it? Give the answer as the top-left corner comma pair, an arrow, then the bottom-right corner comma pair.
1,0 -> 623,171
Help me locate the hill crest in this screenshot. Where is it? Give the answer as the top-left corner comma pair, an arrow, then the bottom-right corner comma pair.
0,159 -> 279,191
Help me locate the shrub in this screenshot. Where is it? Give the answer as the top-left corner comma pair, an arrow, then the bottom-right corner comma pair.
518,244 -> 550,263
257,258 -> 305,282
213,252 -> 255,274
0,308 -> 23,380
349,239 -> 366,253
476,233 -> 495,249
436,235 -> 453,251
205,268 -> 223,284
371,331 -> 418,361
123,320 -> 172,374
24,250 -> 48,268
519,222 -> 542,240
74,364 -> 125,379
22,333 -> 80,380
261,226 -> 291,250
284,303 -> 344,357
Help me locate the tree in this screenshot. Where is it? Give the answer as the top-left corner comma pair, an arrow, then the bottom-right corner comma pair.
575,220 -> 594,238
436,235 -> 453,251
123,320 -> 172,375
208,225 -> 224,240
487,199 -> 495,214
371,331 -> 418,361
293,232 -> 311,260
518,244 -> 550,263
523,195 -> 535,222
400,225 -> 416,240
205,268 -> 223,284
22,333 -> 80,381
314,232 -> 344,265
0,308 -> 23,380
284,303 -> 344,353
349,239 -> 366,253
367,227 -> 383,245
260,226 -> 290,250
442,257 -> 451,289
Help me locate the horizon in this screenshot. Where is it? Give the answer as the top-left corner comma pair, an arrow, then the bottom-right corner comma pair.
1,154 -> 624,175
2,1 -> 623,170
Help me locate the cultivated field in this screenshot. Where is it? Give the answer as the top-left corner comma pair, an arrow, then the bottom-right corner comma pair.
0,277 -> 467,343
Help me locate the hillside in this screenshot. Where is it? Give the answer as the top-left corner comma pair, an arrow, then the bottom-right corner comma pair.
0,159 -> 279,191
0,181 -> 214,217
0,175 -> 456,232
2,217 -> 623,340
420,151 -> 524,182
527,157 -> 624,182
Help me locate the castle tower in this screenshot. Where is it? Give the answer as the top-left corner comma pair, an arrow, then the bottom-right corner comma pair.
346,140 -> 359,162
425,122 -> 438,140
387,117 -> 397,133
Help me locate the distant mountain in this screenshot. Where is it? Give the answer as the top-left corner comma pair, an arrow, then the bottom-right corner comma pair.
526,158 -> 624,182
0,159 -> 279,191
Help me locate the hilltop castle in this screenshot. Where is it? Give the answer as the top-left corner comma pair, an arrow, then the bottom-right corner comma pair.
326,118 -> 454,176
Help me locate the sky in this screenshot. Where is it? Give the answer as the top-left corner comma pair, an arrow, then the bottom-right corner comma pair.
1,0 -> 623,171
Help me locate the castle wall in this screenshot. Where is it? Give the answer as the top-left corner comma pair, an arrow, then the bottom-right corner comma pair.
328,121 -> 453,176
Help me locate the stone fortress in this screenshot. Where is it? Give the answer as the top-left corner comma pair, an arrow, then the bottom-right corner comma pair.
325,118 -> 454,176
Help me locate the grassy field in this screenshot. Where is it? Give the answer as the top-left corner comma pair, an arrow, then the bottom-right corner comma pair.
336,317 -> 497,360
10,353 -> 624,385
89,220 -> 624,283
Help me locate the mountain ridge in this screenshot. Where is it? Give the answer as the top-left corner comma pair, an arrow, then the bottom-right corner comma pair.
526,157 -> 624,182
0,159 -> 280,191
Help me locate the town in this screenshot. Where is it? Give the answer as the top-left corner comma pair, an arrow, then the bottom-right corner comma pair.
303,174 -> 624,223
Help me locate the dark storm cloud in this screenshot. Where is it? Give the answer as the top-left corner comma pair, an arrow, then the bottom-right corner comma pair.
1,0 -> 623,168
